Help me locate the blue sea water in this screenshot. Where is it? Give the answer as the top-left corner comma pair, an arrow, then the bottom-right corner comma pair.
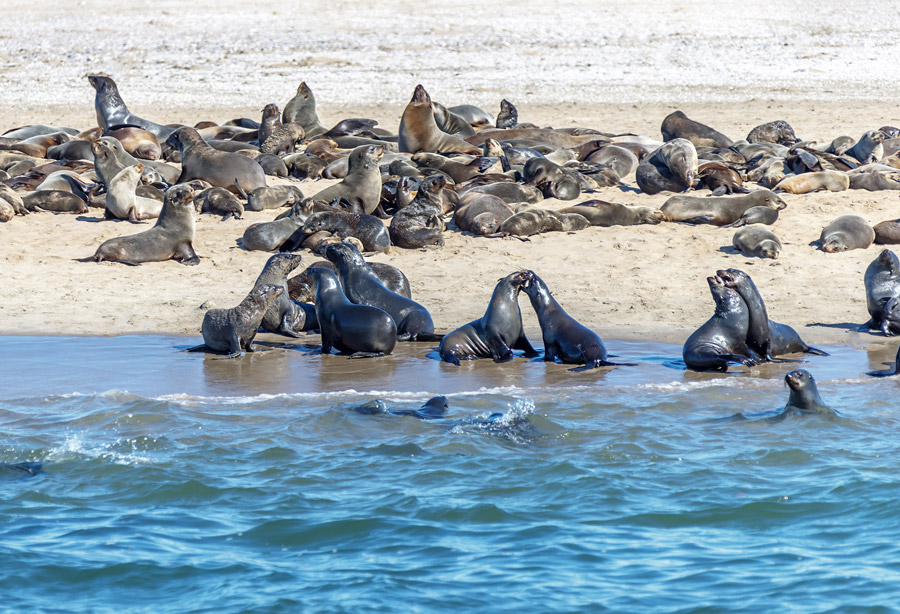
2,335 -> 900,613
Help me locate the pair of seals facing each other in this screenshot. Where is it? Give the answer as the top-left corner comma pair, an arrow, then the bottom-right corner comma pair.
79,185 -> 199,265
863,248 -> 900,336
683,269 -> 826,372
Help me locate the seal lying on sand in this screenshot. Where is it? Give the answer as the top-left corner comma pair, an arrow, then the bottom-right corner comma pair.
186,284 -> 284,359
352,396 -> 449,419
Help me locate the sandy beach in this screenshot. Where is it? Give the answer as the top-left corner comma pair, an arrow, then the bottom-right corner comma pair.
3,0 -> 900,349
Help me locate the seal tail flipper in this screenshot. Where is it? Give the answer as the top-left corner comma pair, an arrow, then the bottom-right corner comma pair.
858,319 -> 874,332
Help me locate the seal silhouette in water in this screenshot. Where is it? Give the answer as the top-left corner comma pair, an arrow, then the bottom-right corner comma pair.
352,396 -> 449,419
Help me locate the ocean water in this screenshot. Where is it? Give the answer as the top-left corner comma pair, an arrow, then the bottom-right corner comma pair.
2,335 -> 900,613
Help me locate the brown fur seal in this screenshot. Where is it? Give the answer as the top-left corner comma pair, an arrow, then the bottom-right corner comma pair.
448,104 -> 493,130
722,205 -> 782,228
635,139 -> 698,194
875,220 -> 900,244
661,190 -> 786,225
282,82 -> 328,137
247,185 -> 305,212
309,145 -> 384,214
0,185 -> 28,218
260,123 -> 305,155
583,145 -> 638,178
498,207 -> 589,237
106,127 -> 161,160
22,190 -> 89,214
166,127 -> 266,194
87,75 -> 175,141
105,163 -> 163,221
302,210 -> 390,253
253,253 -> 317,335
746,120 -> 798,145
661,111 -> 733,148
241,201 -> 309,252
0,132 -> 70,158
258,103 -> 281,144
410,152 -> 496,182
186,284 -> 284,359
849,172 -> 900,191
697,162 -> 748,195
774,171 -> 849,194
388,175 -> 446,248
819,215 -> 875,253
454,193 -> 515,235
847,130 -> 886,164
194,187 -> 244,220
458,182 -> 543,205
522,158 -> 581,200
80,185 -> 199,265
732,225 -> 782,259
399,85 -> 483,155
559,200 -> 664,226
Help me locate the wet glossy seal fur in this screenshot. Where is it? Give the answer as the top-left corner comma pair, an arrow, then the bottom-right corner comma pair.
186,284 -> 284,359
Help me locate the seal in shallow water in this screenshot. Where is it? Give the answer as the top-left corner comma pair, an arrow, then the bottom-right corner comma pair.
782,370 -> 837,416
439,271 -> 538,364
186,284 -> 284,359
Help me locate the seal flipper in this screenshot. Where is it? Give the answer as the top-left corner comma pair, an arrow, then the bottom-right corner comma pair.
412,331 -> 445,342
175,242 -> 200,266
514,335 -> 540,357
213,331 -> 243,360
185,344 -> 211,352
349,351 -> 385,359
487,336 -> 514,362
683,216 -> 715,225
804,346 -> 829,356
279,313 -> 304,339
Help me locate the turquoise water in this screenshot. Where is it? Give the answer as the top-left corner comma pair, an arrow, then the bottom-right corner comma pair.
2,335 -> 900,613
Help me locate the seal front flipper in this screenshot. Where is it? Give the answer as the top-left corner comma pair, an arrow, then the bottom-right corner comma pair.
804,346 -> 829,356
487,337 -> 514,362
175,243 -> 200,266
278,313 -> 304,339
683,215 -> 715,225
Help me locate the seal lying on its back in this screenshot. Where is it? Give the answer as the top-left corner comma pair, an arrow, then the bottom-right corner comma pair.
186,284 -> 284,359
439,271 -> 538,364
682,275 -> 760,372
80,185 -> 199,265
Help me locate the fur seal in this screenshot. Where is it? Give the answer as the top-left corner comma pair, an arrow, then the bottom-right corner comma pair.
498,207 -> 589,237
863,249 -> 900,335
81,185 -> 199,265
258,103 -> 281,144
241,201 -> 309,252
260,123 -> 305,155
783,370 -> 836,416
324,243 -> 438,341
495,99 -> 518,129
584,144 -> 638,178
848,171 -> 900,191
439,271 -> 538,364
559,200 -> 664,226
522,158 -> 581,200
635,139 -> 698,194
661,111 -> 733,148
287,259 -> 410,303
847,130 -> 886,164
254,253 -> 317,336
166,127 -> 266,194
522,270 -> 627,371
307,267 -> 397,357
282,82 -> 328,137
302,210 -> 390,253
774,171 -> 849,194
722,205 -> 781,228
867,344 -> 900,377
22,190 -> 89,214
819,215 -> 874,253
388,175 -> 446,248
448,104 -> 493,129
746,120 -> 798,145
106,127 -> 161,160
309,144 -> 384,214
460,182 -> 543,205
186,284 -> 284,359
661,190 -> 786,225
106,163 -> 163,221
453,193 -> 516,235
87,75 -> 175,141
352,396 -> 449,420
682,275 -> 760,371
874,220 -> 900,244
194,187 -> 243,219
432,102 -> 475,138
0,185 -> 27,218
399,85 -> 482,155
732,226 -> 782,259
411,152 -> 496,183
697,162 -> 748,195
92,136 -> 180,185
247,185 -> 304,212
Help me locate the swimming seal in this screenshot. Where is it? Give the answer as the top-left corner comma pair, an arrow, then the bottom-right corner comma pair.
522,270 -> 629,371
439,271 -> 538,364
87,75 -> 175,141
323,242 -> 439,341
682,275 -> 760,372
782,370 -> 837,416
253,253 -> 317,336
306,267 -> 397,357
352,396 -> 449,419
863,249 -> 900,335
186,284 -> 284,359
166,127 -> 266,194
80,185 -> 199,265
819,215 -> 874,253
732,225 -> 782,259
399,85 -> 482,155
661,110 -> 733,148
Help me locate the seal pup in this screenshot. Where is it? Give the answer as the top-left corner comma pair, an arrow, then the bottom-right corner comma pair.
193,187 -> 243,219
867,344 -> 900,376
87,75 -> 175,141
247,185 -> 304,212
781,370 -> 837,416
241,201 -> 310,252
252,253 -> 317,336
439,271 -> 538,364
302,209 -> 390,253
166,127 -> 266,194
389,175 -> 446,248
818,215 -> 875,253
80,185 -> 199,265
682,275 -> 760,372
398,85 -> 482,155
323,243 -> 439,341
774,171 -> 849,194
722,205 -> 781,228
863,249 -> 900,335
522,270 -> 630,371
258,103 -> 281,144
105,163 -> 163,221
306,267 -> 397,357
186,284 -> 284,359
846,130 -> 886,164
22,190 -> 89,214
732,226 -> 782,259
661,190 -> 786,225
661,111 -> 733,148
309,144 -> 384,215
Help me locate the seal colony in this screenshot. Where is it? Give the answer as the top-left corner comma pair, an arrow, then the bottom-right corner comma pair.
3,77 -> 900,382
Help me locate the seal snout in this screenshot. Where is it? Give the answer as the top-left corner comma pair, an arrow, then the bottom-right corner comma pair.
785,368 -> 808,390
411,84 -> 431,104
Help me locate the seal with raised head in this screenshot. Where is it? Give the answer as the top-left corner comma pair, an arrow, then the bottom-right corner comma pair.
846,130 -> 886,164
287,259 -> 410,303
819,215 -> 874,253
522,270 -> 629,371
166,127 -> 266,194
254,253 -> 317,336
306,266 -> 397,357
559,200 -> 664,226
105,163 -> 163,221
661,110 -> 733,148
439,271 -> 538,364
186,284 -> 284,359
388,175 -> 446,248
732,226 -> 782,260
863,249 -> 900,335
682,275 -> 760,372
661,190 -> 787,225
87,75 -> 175,141
282,82 -> 328,137
399,85 -> 482,155
782,370 -> 837,416
309,144 -> 384,215
80,184 -> 199,265
324,242 -> 438,341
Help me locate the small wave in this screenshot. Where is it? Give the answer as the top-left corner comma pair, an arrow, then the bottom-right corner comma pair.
45,433 -> 154,465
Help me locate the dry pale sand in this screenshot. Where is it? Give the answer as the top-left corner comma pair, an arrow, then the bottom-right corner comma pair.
2,1 -> 900,349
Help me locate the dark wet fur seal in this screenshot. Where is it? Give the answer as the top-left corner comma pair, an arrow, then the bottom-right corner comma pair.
863,249 -> 900,335
682,275 -> 760,372
186,284 -> 284,359
352,396 -> 449,420
411,152 -> 496,183
746,120 -> 798,145
302,210 -> 390,253
559,200 -> 664,226
718,268 -> 827,360
307,267 -> 397,357
439,271 -> 538,364
389,175 -> 446,248
22,190 -> 88,214
661,110 -> 733,148
310,144 -> 384,215
818,215 -> 874,253
80,185 -> 199,265
782,370 -> 837,416
194,187 -> 243,219
523,270 -> 631,371
732,226 -> 781,260
324,242 -> 438,341
258,103 -> 281,144
261,123 -> 305,156
254,253 -> 317,335
697,162 -> 748,195
166,127 -> 266,194
661,190 -> 787,226
496,99 -> 518,129
87,75 -> 175,141
287,259 -> 410,303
